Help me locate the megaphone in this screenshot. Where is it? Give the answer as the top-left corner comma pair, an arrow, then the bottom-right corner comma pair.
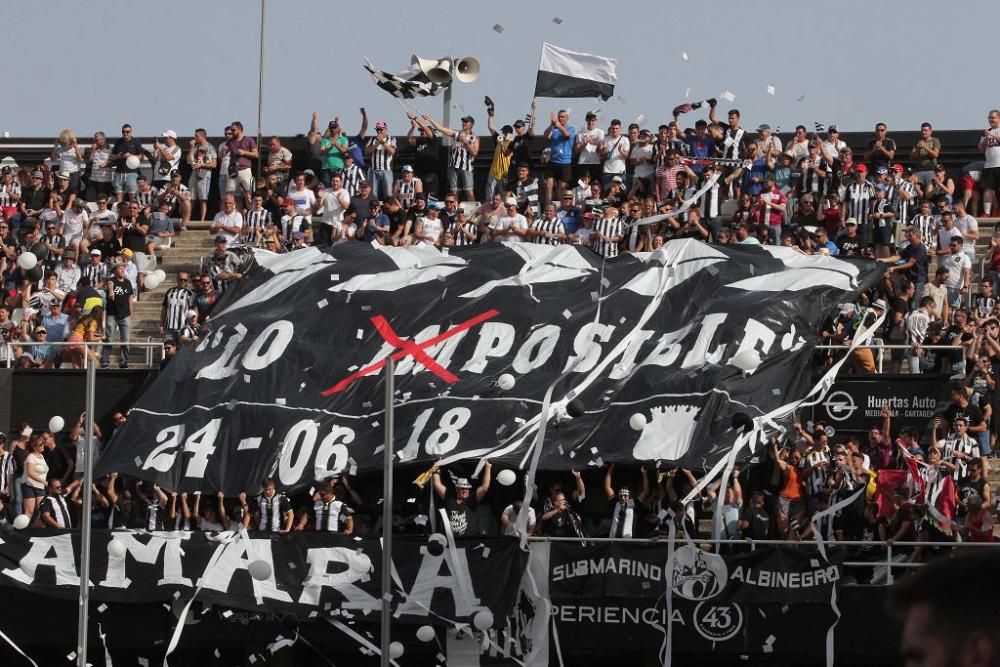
411,55 -> 453,85
454,57 -> 480,83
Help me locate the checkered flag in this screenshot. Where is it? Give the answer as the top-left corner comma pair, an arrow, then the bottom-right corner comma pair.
363,59 -> 449,99
814,122 -> 826,133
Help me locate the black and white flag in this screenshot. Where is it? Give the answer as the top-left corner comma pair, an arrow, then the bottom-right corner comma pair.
95,241 -> 883,494
534,42 -> 617,101
363,58 -> 448,99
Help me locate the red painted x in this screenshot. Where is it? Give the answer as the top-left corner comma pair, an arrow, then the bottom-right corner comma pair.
321,309 -> 500,396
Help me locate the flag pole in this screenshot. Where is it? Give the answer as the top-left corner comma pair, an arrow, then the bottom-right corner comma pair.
76,350 -> 97,667
379,357 -> 395,667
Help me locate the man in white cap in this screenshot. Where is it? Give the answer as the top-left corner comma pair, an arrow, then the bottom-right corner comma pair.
431,461 -> 492,537
364,120 -> 396,200
151,131 -> 181,190
489,197 -> 529,242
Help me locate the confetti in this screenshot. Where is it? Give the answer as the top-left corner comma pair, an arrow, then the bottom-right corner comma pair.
356,329 -> 364,340
482,547 -> 491,558
361,305 -> 372,311
492,24 -> 504,33
316,298 -> 328,308
134,456 -> 143,467
685,87 -> 691,98
796,95 -> 806,102
330,274 -> 340,281
562,309 -> 572,319
347,365 -> 358,372
721,90 -> 736,102
67,651 -> 77,661
139,659 -> 149,667
767,85 -> 775,95
552,16 -> 563,24
97,603 -> 108,613
275,397 -> 286,405
243,374 -> 251,383
222,609 -> 233,618
681,52 -> 688,61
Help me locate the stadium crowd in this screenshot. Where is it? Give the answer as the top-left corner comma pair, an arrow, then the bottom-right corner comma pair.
0,102 -> 999,564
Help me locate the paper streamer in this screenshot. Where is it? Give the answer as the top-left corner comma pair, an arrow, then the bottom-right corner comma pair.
97,622 -> 114,667
0,625 -> 40,667
163,540 -> 230,667
326,618 -> 400,666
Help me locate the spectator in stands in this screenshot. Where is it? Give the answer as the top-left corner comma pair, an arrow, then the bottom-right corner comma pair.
364,120 -> 396,200
910,122 -> 941,186
101,262 -> 134,369
225,121 -> 258,207
424,113 -> 479,202
431,461 -> 492,537
979,109 -> 1000,217
110,124 -> 146,202
264,136 -> 292,196
863,122 -> 896,171
943,236 -> 973,308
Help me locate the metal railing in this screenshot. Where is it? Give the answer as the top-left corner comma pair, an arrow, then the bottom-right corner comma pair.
815,342 -> 957,374
4,340 -> 165,368
526,535 -> 1000,585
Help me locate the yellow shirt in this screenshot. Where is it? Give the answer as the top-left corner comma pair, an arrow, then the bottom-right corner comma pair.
489,138 -> 512,181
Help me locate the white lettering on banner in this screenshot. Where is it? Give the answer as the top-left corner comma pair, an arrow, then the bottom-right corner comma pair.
99,532 -> 193,588
200,537 -> 293,603
196,321 -> 294,380
398,408 -> 472,462
681,313 -> 728,368
460,322 -> 516,373
730,318 -> 776,361
563,323 -> 616,373
512,325 -> 561,374
608,329 -> 654,380
397,545 -> 486,617
142,420 -> 221,479
867,395 -> 937,410
728,565 -> 840,588
298,546 -> 380,610
3,534 -> 79,586
314,426 -> 355,481
551,605 -> 685,626
394,325 -> 441,375
551,558 -> 663,583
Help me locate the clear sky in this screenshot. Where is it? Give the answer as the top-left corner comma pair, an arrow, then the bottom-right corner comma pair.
5,0 -> 997,138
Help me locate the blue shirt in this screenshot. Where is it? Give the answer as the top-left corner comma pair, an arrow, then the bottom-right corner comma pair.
364,213 -> 390,242
42,313 -> 69,342
548,126 -> 576,165
684,136 -> 715,171
348,135 -> 366,168
741,159 -> 768,197
822,240 -> 839,256
557,206 -> 581,234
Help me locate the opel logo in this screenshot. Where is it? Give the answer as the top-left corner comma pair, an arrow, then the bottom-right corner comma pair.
823,391 -> 857,421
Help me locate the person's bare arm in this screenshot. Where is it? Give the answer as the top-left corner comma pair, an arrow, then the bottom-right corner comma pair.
422,114 -> 456,138
604,463 -> 616,500
431,469 -> 447,499
638,465 -> 652,505
475,460 -> 492,502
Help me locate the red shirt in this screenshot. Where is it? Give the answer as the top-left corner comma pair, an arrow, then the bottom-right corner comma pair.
757,187 -> 787,227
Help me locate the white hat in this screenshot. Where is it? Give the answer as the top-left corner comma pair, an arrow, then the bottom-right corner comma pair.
162,130 -> 177,139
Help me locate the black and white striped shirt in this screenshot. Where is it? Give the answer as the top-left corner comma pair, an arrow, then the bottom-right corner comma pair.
312,499 -> 353,532
843,181 -> 875,227
244,208 -> 271,246
451,220 -> 477,246
531,217 -> 566,245
894,180 -> 915,226
396,178 -> 420,209
135,186 -> 160,210
341,164 -> 366,197
450,131 -> 476,171
81,261 -> 110,286
941,434 -> 981,481
0,450 -> 14,498
699,180 -> 723,219
366,136 -> 396,171
721,127 -> 745,160
41,493 -> 72,529
911,214 -> 937,246
799,158 -> 829,197
0,181 -> 21,207
256,493 -> 291,532
162,286 -> 195,331
515,178 -> 540,217
592,217 -> 624,257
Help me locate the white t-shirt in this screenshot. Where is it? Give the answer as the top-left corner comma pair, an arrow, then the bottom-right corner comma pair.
944,251 -> 972,289
631,143 -> 655,178
61,210 -> 89,239
955,214 -> 979,242
937,225 -> 962,251
602,135 -> 630,174
90,147 -> 112,183
55,145 -> 80,174
418,215 -> 443,244
981,128 -> 1000,169
212,211 -> 244,243
218,142 -> 230,178
501,504 -> 536,537
286,186 -> 316,216
490,214 -> 528,242
153,144 -> 181,180
577,128 -> 605,165
320,189 -> 350,227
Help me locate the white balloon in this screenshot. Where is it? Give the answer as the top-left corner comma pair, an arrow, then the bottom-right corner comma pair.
389,641 -> 404,659
731,349 -> 762,372
629,413 -> 647,431
473,610 -> 494,631
125,155 -> 140,170
12,514 -> 29,530
48,415 -> 65,433
153,269 -> 167,282
247,559 -> 273,581
416,625 -> 436,642
496,373 -> 515,391
144,274 -> 163,290
496,469 -> 516,487
17,253 -> 37,271
107,539 -> 126,558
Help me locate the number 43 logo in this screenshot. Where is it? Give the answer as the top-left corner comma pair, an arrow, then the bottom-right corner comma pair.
693,601 -> 743,643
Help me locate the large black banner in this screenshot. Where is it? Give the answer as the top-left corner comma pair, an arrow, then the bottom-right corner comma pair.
96,241 -> 883,493
510,541 -> 844,665
811,373 -> 948,434
0,530 -> 524,626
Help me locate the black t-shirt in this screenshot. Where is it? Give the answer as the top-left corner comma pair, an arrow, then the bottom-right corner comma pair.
790,209 -> 820,229
509,134 -> 531,171
92,237 -> 123,260
121,223 -> 147,253
20,187 -> 49,212
836,234 -> 862,256
943,325 -> 969,363
945,402 -> 985,429
349,194 -> 377,225
444,496 -> 478,537
540,497 -> 584,538
386,208 -> 406,236
106,277 -> 134,319
865,138 -> 897,168
885,295 -> 910,342
740,505 -> 770,540
413,136 -> 441,178
900,242 -> 929,283
111,137 -> 145,173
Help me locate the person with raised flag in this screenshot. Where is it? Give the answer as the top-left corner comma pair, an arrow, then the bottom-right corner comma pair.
422,112 -> 479,203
